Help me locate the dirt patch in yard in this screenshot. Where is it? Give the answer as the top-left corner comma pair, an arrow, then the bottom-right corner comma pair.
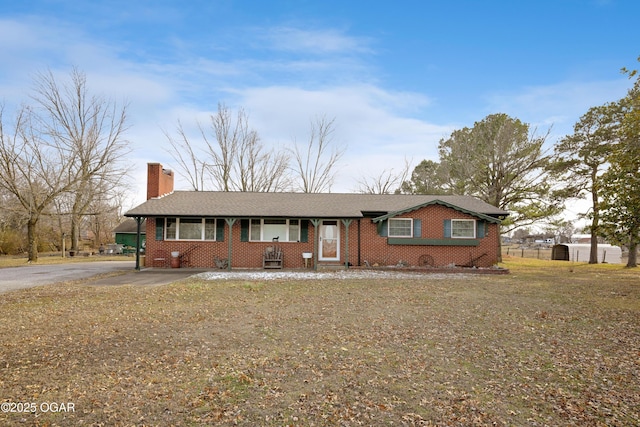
0,259 -> 639,426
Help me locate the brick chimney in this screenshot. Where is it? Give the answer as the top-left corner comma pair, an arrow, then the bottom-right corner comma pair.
147,163 -> 174,199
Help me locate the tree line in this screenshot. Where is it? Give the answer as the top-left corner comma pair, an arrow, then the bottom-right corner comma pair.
1,59 -> 639,265
0,68 -> 130,261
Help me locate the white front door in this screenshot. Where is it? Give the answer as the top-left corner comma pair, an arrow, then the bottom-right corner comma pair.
319,220 -> 339,261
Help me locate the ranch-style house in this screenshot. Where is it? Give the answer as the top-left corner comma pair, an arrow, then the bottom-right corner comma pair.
125,163 -> 509,270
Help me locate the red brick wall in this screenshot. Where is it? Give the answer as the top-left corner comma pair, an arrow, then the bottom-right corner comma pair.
145,219 -> 316,269
144,205 -> 501,269
356,205 -> 500,268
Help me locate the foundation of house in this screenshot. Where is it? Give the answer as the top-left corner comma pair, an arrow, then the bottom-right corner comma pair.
316,263 -> 348,271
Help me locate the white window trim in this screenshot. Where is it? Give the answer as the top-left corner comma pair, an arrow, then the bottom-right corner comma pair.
249,218 -> 301,242
451,219 -> 476,239
165,218 -> 217,241
388,218 -> 413,238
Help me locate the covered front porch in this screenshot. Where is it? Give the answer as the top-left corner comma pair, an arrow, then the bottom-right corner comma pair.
131,216 -> 360,271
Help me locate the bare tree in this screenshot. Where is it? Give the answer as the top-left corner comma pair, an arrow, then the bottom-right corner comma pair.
0,68 -> 130,260
290,116 -> 344,193
0,187 -> 27,254
234,130 -> 290,192
166,103 -> 291,192
87,188 -> 128,246
355,158 -> 411,194
544,219 -> 575,244
30,68 -> 130,252
202,104 -> 237,191
0,105 -> 75,261
164,120 -> 207,191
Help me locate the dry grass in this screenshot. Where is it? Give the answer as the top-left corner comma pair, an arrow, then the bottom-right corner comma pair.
0,254 -> 130,268
1,257 -> 639,426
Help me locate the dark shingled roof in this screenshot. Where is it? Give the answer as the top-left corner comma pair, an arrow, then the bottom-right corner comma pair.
113,219 -> 146,234
125,191 -> 508,220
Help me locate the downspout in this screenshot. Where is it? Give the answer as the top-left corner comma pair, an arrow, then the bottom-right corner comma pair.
357,219 -> 361,267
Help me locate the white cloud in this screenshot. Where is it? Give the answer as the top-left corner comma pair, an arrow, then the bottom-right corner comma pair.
262,27 -> 373,55
484,78 -> 631,141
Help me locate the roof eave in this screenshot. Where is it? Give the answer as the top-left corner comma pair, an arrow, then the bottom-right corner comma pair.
372,199 -> 505,224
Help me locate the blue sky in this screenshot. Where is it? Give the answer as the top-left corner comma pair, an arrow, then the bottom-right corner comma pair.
1,0 -> 638,214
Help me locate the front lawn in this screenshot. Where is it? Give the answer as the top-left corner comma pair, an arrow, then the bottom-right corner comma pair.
1,258 -> 638,426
